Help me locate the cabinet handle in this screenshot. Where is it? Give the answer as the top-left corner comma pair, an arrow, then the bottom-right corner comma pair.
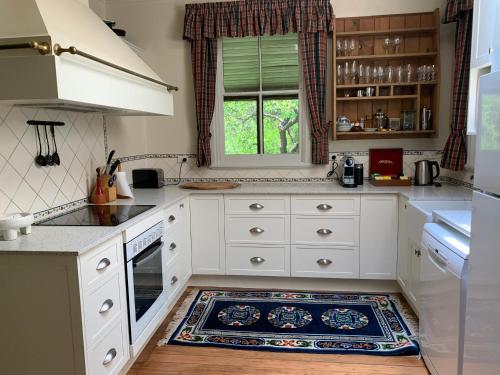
168,215 -> 176,223
249,203 -> 264,210
317,259 -> 332,266
102,348 -> 117,366
249,227 -> 265,234
99,299 -> 114,314
317,204 -> 332,211
169,242 -> 177,251
250,256 -> 265,264
317,228 -> 332,235
171,276 -> 178,285
96,258 -> 111,271
414,248 -> 421,257
489,47 -> 493,55
180,203 -> 184,208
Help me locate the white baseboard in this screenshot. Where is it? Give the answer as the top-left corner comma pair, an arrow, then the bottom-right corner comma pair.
188,275 -> 401,293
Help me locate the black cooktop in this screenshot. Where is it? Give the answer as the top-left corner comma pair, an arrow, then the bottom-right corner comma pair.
36,205 -> 155,226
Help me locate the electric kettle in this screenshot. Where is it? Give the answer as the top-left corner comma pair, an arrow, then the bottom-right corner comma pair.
414,160 -> 440,186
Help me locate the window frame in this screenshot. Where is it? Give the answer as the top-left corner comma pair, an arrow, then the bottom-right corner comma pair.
211,36 -> 311,168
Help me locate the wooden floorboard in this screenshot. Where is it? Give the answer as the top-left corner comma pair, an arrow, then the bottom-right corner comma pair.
128,287 -> 429,375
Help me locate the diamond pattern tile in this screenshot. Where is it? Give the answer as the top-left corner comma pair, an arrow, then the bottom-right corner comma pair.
0,104 -> 105,216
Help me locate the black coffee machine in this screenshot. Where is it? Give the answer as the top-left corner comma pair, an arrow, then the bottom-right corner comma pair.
339,156 -> 357,188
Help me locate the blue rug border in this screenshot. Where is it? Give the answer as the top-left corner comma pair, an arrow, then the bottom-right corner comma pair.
167,289 -> 420,356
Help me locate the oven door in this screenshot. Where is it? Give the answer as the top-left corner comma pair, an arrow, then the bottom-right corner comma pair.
126,238 -> 167,344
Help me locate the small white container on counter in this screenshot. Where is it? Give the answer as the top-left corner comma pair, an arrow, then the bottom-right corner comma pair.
0,213 -> 35,241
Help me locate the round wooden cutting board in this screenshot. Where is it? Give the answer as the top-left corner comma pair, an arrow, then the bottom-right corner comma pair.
179,182 -> 240,190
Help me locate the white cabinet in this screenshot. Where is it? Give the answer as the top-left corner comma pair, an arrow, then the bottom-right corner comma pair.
290,195 -> 360,279
471,0 -> 496,69
0,235 -> 130,375
190,195 -> 225,275
468,0 -> 497,134
224,195 -> 290,277
397,198 -> 410,289
360,195 -> 398,280
165,198 -> 192,284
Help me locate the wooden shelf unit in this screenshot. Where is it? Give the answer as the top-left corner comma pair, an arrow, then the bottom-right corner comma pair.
332,9 -> 440,141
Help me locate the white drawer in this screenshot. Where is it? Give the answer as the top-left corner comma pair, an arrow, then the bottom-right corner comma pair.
87,320 -> 129,375
225,215 -> 290,245
225,195 -> 289,215
164,230 -> 182,267
83,273 -> 124,346
80,237 -> 121,290
291,246 -> 359,278
292,195 -> 360,216
227,245 -> 290,276
165,204 -> 181,231
165,258 -> 183,305
291,216 -> 359,246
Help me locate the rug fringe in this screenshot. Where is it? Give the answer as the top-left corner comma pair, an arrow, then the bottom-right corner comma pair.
157,288 -> 199,346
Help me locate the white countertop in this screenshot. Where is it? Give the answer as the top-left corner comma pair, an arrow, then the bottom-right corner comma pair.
433,209 -> 472,237
0,182 -> 472,255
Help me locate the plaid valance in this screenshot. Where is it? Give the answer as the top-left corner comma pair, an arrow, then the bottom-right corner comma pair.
183,0 -> 334,40
443,0 -> 473,23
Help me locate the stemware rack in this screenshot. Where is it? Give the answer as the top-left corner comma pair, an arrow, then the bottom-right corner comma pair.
332,9 -> 441,140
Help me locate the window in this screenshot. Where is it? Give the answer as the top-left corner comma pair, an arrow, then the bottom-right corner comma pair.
211,34 -> 310,167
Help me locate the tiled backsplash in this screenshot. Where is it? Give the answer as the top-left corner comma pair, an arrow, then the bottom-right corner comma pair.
116,151 -> 444,183
0,105 -> 105,216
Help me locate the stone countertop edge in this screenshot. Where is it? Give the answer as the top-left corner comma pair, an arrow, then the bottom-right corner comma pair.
0,182 -> 472,255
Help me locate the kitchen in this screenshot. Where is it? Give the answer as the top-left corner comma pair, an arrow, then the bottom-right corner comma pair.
0,0 -> 498,374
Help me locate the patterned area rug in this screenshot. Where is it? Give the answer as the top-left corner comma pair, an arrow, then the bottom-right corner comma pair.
160,290 -> 419,356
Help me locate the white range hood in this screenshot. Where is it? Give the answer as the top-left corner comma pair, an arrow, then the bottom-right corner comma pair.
0,0 -> 175,116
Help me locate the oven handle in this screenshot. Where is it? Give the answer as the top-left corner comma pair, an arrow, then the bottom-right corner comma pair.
134,242 -> 163,268
426,247 -> 448,273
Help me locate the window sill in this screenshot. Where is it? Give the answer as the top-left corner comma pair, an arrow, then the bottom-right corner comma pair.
209,162 -> 314,170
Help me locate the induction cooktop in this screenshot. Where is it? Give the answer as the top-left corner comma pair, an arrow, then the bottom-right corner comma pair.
35,205 -> 155,226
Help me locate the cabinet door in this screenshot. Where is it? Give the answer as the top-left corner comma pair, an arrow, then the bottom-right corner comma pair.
178,198 -> 192,283
397,198 -> 410,289
471,0 -> 496,69
360,195 -> 398,280
190,195 -> 225,275
407,239 -> 422,311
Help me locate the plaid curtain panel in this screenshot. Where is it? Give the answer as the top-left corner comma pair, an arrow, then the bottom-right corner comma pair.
441,0 -> 474,171
191,39 -> 217,167
301,32 -> 329,164
184,0 -> 334,166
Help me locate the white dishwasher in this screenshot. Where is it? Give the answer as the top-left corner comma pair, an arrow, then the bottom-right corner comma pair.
420,223 -> 469,375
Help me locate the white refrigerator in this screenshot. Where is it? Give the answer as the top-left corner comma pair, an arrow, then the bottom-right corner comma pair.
463,70 -> 500,374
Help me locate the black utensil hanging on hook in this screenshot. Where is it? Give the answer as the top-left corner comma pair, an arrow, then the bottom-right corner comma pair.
50,125 -> 61,166
43,125 -> 54,166
35,125 -> 47,167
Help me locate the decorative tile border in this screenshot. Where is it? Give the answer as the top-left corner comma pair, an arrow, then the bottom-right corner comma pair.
33,198 -> 88,222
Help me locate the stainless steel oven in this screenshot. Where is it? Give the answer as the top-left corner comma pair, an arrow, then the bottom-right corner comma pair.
125,221 -> 167,344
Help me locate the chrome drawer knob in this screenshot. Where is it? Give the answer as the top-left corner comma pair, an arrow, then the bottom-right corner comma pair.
249,227 -> 265,234
249,203 -> 264,210
96,258 -> 111,271
317,204 -> 333,211
250,257 -> 265,264
169,242 -> 177,251
171,276 -> 178,285
168,215 -> 176,223
317,228 -> 332,235
102,348 -> 117,366
317,259 -> 332,266
99,299 -> 114,314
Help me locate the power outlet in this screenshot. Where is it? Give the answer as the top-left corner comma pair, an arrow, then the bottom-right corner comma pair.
177,156 -> 188,164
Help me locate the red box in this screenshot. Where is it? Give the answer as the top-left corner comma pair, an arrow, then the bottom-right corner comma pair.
369,148 -> 404,176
